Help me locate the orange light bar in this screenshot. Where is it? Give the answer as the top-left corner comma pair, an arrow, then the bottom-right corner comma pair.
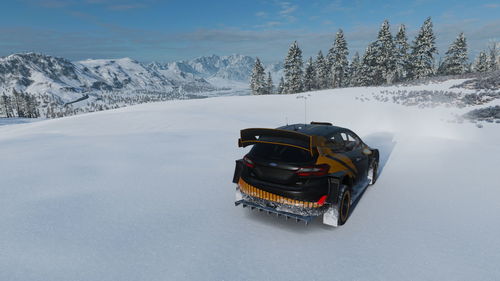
238,178 -> 325,208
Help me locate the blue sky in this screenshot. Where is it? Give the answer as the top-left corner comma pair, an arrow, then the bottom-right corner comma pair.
0,0 -> 499,62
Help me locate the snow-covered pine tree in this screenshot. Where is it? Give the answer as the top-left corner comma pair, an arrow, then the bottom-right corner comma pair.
347,52 -> 361,86
1,94 -> 14,118
0,94 -> 5,117
489,44 -> 499,71
474,51 -> 489,73
277,77 -> 285,94
250,58 -> 266,95
409,17 -> 438,79
327,29 -> 349,88
25,94 -> 39,118
394,24 -> 410,81
283,41 -> 304,94
12,89 -> 27,118
440,32 -> 468,75
372,20 -> 396,84
314,50 -> 329,89
266,72 -> 274,94
303,57 -> 316,91
358,43 -> 378,86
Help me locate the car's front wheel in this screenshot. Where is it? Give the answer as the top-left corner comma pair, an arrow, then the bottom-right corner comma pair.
367,159 -> 378,185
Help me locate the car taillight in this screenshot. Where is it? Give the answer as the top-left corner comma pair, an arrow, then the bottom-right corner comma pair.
295,164 -> 330,177
243,155 -> 254,168
317,195 -> 327,206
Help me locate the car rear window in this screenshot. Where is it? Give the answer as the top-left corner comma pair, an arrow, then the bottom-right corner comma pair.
249,143 -> 314,163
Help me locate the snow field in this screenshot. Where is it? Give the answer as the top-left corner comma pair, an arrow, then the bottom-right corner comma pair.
0,85 -> 499,281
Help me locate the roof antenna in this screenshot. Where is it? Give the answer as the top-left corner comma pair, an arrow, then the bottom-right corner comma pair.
296,94 -> 310,125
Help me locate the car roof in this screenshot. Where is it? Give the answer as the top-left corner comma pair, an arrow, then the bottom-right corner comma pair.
277,123 -> 347,137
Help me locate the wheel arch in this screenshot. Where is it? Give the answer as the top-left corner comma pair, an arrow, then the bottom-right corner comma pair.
326,171 -> 354,204
371,149 -> 380,164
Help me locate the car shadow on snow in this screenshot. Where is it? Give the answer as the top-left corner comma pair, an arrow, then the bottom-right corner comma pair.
241,131 -> 397,231
362,131 -> 397,178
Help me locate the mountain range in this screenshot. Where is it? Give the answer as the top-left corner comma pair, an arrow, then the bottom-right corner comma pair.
0,53 -> 283,105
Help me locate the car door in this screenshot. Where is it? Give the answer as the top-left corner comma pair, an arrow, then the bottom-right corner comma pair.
340,131 -> 369,185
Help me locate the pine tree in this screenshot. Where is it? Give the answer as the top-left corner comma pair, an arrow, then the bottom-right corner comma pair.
394,24 -> 410,81
314,50 -> 329,89
440,32 -> 468,75
409,17 -> 438,79
0,94 -> 5,117
303,57 -> 316,91
277,77 -> 285,94
266,72 -> 274,94
474,51 -> 489,73
2,94 -> 14,118
25,94 -> 39,118
347,52 -> 361,86
250,58 -> 266,95
328,29 -> 349,88
283,41 -> 304,94
489,44 -> 499,71
372,20 -> 396,84
12,89 -> 27,118
358,43 -> 378,86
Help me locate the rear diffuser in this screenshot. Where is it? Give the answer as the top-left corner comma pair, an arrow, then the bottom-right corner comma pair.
235,199 -> 315,225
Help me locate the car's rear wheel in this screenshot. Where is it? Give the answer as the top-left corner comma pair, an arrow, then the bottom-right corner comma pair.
368,159 -> 378,185
338,188 -> 351,225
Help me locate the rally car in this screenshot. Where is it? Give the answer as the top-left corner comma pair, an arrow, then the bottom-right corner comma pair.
232,122 -> 379,226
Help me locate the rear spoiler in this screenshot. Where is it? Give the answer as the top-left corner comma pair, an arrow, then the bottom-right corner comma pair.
238,128 -> 315,154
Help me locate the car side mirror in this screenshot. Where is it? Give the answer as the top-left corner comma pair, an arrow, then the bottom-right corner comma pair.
362,148 -> 372,155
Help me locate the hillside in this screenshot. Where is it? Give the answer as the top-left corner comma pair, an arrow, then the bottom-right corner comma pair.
0,81 -> 499,280
0,53 -> 284,117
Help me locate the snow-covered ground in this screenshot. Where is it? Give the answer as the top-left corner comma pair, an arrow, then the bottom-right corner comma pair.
0,118 -> 43,127
1,84 -> 499,281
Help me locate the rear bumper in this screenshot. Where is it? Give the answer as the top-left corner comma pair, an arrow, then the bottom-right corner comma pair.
234,187 -> 337,226
237,178 -> 328,210
235,178 -> 329,213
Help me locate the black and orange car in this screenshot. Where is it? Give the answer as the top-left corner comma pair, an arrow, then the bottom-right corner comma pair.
232,122 -> 379,226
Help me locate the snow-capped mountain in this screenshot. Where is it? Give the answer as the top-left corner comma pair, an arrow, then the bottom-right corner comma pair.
0,53 -> 283,100
77,58 -> 176,92
161,54 -> 252,81
147,61 -> 216,93
0,53 -> 220,102
0,53 -> 99,100
0,52 -> 283,117
162,54 -> 283,83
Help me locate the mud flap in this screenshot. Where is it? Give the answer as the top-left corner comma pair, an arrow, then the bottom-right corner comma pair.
235,187 -> 243,201
323,205 -> 339,227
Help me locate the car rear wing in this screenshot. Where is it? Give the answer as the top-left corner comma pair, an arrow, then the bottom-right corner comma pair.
238,128 -> 317,155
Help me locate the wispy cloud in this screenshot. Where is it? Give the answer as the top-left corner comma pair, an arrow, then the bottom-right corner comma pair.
278,3 -> 297,15
23,0 -> 76,8
254,1 -> 298,28
255,21 -> 283,28
26,0 -> 152,11
483,3 -> 500,8
324,0 -> 348,12
107,4 -> 146,11
255,11 -> 268,18
277,1 -> 298,22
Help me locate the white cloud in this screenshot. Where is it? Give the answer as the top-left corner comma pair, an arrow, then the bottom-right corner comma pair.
255,11 -> 268,17
483,3 -> 500,8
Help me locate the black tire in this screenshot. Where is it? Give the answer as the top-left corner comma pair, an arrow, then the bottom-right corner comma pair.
338,187 -> 351,225
368,159 -> 378,185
